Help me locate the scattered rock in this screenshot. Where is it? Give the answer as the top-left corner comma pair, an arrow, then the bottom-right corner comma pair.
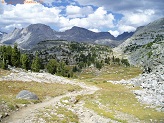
108,65 -> 164,111
16,90 -> 39,100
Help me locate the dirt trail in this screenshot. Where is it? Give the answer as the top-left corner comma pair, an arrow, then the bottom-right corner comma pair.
1,71 -> 116,123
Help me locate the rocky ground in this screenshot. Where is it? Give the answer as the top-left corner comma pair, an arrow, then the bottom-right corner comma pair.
108,65 -> 164,112
0,68 -> 118,123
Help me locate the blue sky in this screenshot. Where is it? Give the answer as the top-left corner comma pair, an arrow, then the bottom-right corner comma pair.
0,0 -> 164,37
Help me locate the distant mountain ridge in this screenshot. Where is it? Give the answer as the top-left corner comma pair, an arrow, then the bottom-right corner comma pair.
116,32 -> 134,41
59,26 -> 115,41
0,24 -> 133,49
0,24 -> 58,49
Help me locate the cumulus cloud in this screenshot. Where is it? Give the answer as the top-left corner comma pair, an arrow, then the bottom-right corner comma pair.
89,28 -> 100,32
59,7 -> 115,31
0,3 -> 115,33
0,3 -> 61,32
120,9 -> 156,27
66,5 -> 93,18
117,9 -> 161,33
75,0 -> 164,33
118,25 -> 136,34
1,0 -> 163,34
109,30 -> 119,37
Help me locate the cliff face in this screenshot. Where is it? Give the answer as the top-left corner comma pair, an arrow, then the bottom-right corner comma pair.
114,18 -> 164,70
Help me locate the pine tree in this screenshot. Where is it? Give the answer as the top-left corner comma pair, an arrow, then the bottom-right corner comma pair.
0,46 -> 7,69
121,59 -> 130,67
6,46 -> 12,65
11,44 -> 20,67
31,53 -> 41,72
57,61 -> 66,76
20,54 -> 29,70
46,59 -> 58,74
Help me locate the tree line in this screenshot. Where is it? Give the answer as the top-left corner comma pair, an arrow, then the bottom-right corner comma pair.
0,44 -> 130,78
0,44 -> 73,77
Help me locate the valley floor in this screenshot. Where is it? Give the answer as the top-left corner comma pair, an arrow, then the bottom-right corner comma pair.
0,65 -> 164,123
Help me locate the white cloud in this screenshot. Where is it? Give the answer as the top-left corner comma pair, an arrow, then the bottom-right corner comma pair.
117,9 -> 161,33
109,30 -> 119,37
118,25 -> 136,34
89,28 -> 100,32
0,3 -> 61,32
1,0 -> 162,35
120,9 -> 156,27
59,7 -> 115,31
0,3 -> 115,33
75,0 -> 164,33
66,5 -> 81,15
66,5 -> 93,18
4,24 -> 23,30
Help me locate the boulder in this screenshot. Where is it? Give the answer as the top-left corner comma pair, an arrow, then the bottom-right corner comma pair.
16,90 -> 39,100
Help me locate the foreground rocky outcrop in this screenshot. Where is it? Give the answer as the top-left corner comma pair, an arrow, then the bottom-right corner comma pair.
108,65 -> 164,111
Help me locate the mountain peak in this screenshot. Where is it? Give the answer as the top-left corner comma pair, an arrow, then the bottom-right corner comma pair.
116,32 -> 134,41
27,23 -> 52,32
69,26 -> 91,32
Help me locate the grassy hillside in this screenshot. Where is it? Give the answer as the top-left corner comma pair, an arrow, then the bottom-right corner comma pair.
74,65 -> 164,122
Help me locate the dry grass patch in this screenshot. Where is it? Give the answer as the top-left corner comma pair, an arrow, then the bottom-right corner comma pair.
36,106 -> 78,123
0,69 -> 10,77
0,80 -> 81,114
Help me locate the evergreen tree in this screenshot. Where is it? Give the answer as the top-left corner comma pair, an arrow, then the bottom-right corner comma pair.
11,44 -> 20,67
20,54 -> 29,70
6,46 -> 12,65
57,61 -> 66,75
46,59 -> 58,74
31,53 -> 41,72
121,59 -> 130,67
115,58 -> 120,65
95,61 -> 103,70
0,46 -> 7,69
73,65 -> 79,72
112,56 -> 115,62
105,57 -> 110,64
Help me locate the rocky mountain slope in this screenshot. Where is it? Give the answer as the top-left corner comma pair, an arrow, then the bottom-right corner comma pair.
116,32 -> 134,41
25,40 -> 112,66
57,26 -> 115,42
114,18 -> 164,70
0,24 -> 58,49
0,24 -> 133,49
113,18 -> 164,110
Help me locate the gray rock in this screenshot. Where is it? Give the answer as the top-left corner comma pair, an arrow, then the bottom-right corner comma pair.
16,90 -> 39,100
160,75 -> 164,81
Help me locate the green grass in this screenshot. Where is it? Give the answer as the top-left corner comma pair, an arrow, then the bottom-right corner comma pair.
36,106 -> 78,123
77,64 -> 142,81
76,64 -> 164,122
